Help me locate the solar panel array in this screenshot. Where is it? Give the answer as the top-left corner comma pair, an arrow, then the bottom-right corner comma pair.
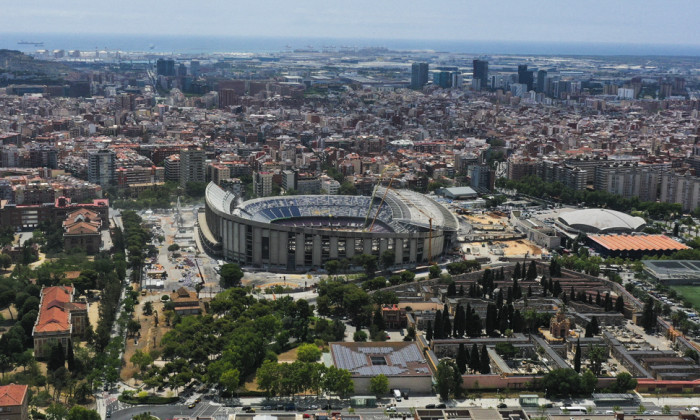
332,344 -> 369,371
355,365 -> 406,376
359,347 -> 393,354
389,343 -> 423,367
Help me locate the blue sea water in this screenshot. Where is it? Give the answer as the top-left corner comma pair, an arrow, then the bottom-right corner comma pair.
1,33 -> 700,57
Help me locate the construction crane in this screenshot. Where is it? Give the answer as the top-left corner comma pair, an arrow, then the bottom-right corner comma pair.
367,174 -> 398,232
363,164 -> 399,229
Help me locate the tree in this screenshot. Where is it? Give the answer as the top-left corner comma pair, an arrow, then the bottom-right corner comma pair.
434,310 -> 443,340
220,369 -> 241,395
479,345 -> 490,374
369,374 -> 389,397
0,254 -> 11,270
456,343 -> 468,374
257,360 -> 280,397
46,403 -> 68,420
220,263 -> 244,288
574,339 -> 582,373
581,369 -> 598,395
325,260 -> 341,277
47,341 -> 65,371
429,264 -> 441,279
380,250 -> 396,270
67,406 -> 100,420
435,360 -> 462,400
167,244 -> 180,252
130,350 -> 153,371
513,262 -> 521,280
353,330 -> 368,342
615,295 -> 625,313
297,343 -> 322,363
541,368 -> 581,398
526,261 -> 537,281
426,321 -> 433,342
641,297 -> 657,332
469,343 -> 480,373
66,339 -> 75,372
608,372 -> 637,393
0,355 -> 11,381
585,316 -> 600,337
588,346 -> 607,376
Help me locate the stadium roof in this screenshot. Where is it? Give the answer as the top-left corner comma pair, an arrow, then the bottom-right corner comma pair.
643,260 -> 700,283
588,234 -> 689,252
207,181 -> 459,233
558,209 -> 646,233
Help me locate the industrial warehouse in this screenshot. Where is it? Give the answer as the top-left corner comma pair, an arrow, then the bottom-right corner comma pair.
200,182 -> 459,271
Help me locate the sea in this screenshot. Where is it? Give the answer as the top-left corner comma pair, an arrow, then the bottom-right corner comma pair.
1,33 -> 700,57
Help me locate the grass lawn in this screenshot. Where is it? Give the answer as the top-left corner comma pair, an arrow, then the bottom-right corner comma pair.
670,285 -> 700,309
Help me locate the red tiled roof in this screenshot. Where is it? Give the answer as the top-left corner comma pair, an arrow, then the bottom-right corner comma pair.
589,234 -> 689,252
64,221 -> 100,235
34,286 -> 73,334
0,384 -> 28,407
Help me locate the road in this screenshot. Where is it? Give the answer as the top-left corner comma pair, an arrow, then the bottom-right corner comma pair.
110,401 -> 232,420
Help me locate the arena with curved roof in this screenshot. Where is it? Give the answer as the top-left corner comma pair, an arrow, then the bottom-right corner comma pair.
200,183 -> 459,271
556,208 -> 646,234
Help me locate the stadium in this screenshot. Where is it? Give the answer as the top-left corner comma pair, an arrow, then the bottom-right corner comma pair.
199,182 -> 459,271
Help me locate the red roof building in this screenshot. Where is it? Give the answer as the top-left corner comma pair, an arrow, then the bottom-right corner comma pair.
32,286 -> 87,358
0,383 -> 29,420
587,234 -> 689,258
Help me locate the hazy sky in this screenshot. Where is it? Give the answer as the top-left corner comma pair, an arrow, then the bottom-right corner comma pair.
2,0 -> 699,45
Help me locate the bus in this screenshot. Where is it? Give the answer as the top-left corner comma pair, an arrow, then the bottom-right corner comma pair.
560,406 -> 587,415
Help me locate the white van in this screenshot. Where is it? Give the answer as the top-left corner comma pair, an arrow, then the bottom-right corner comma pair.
393,389 -> 402,401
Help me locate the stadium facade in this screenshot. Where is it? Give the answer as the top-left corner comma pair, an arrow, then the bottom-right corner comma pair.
200,182 -> 459,271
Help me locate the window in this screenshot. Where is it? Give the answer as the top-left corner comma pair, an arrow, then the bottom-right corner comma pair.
370,356 -> 387,366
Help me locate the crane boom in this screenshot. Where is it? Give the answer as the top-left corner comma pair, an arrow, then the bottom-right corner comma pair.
368,175 -> 397,232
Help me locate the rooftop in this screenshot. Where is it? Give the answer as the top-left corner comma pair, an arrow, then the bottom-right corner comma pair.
330,342 -> 431,378
589,234 -> 689,252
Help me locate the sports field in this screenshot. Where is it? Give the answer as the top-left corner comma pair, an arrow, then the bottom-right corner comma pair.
670,285 -> 700,309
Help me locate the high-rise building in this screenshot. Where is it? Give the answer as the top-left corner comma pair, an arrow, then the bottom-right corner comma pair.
87,149 -> 116,186
518,64 -> 534,91
410,62 -> 429,90
472,60 -> 489,90
156,59 -> 176,77
190,60 -> 200,77
253,171 -> 274,197
179,147 -> 206,186
536,70 -> 547,93
660,172 -> 700,212
433,71 -> 452,88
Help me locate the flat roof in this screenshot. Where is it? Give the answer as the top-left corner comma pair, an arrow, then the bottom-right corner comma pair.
589,234 -> 689,252
330,342 -> 431,378
643,260 -> 700,281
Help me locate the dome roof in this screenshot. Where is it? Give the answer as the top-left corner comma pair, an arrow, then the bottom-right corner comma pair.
558,209 -> 646,233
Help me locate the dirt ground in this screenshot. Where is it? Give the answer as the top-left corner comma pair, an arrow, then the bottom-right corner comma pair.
467,239 -> 544,258
87,300 -> 100,330
120,291 -> 173,383
499,239 -> 543,256
277,347 -> 299,363
466,213 -> 508,226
